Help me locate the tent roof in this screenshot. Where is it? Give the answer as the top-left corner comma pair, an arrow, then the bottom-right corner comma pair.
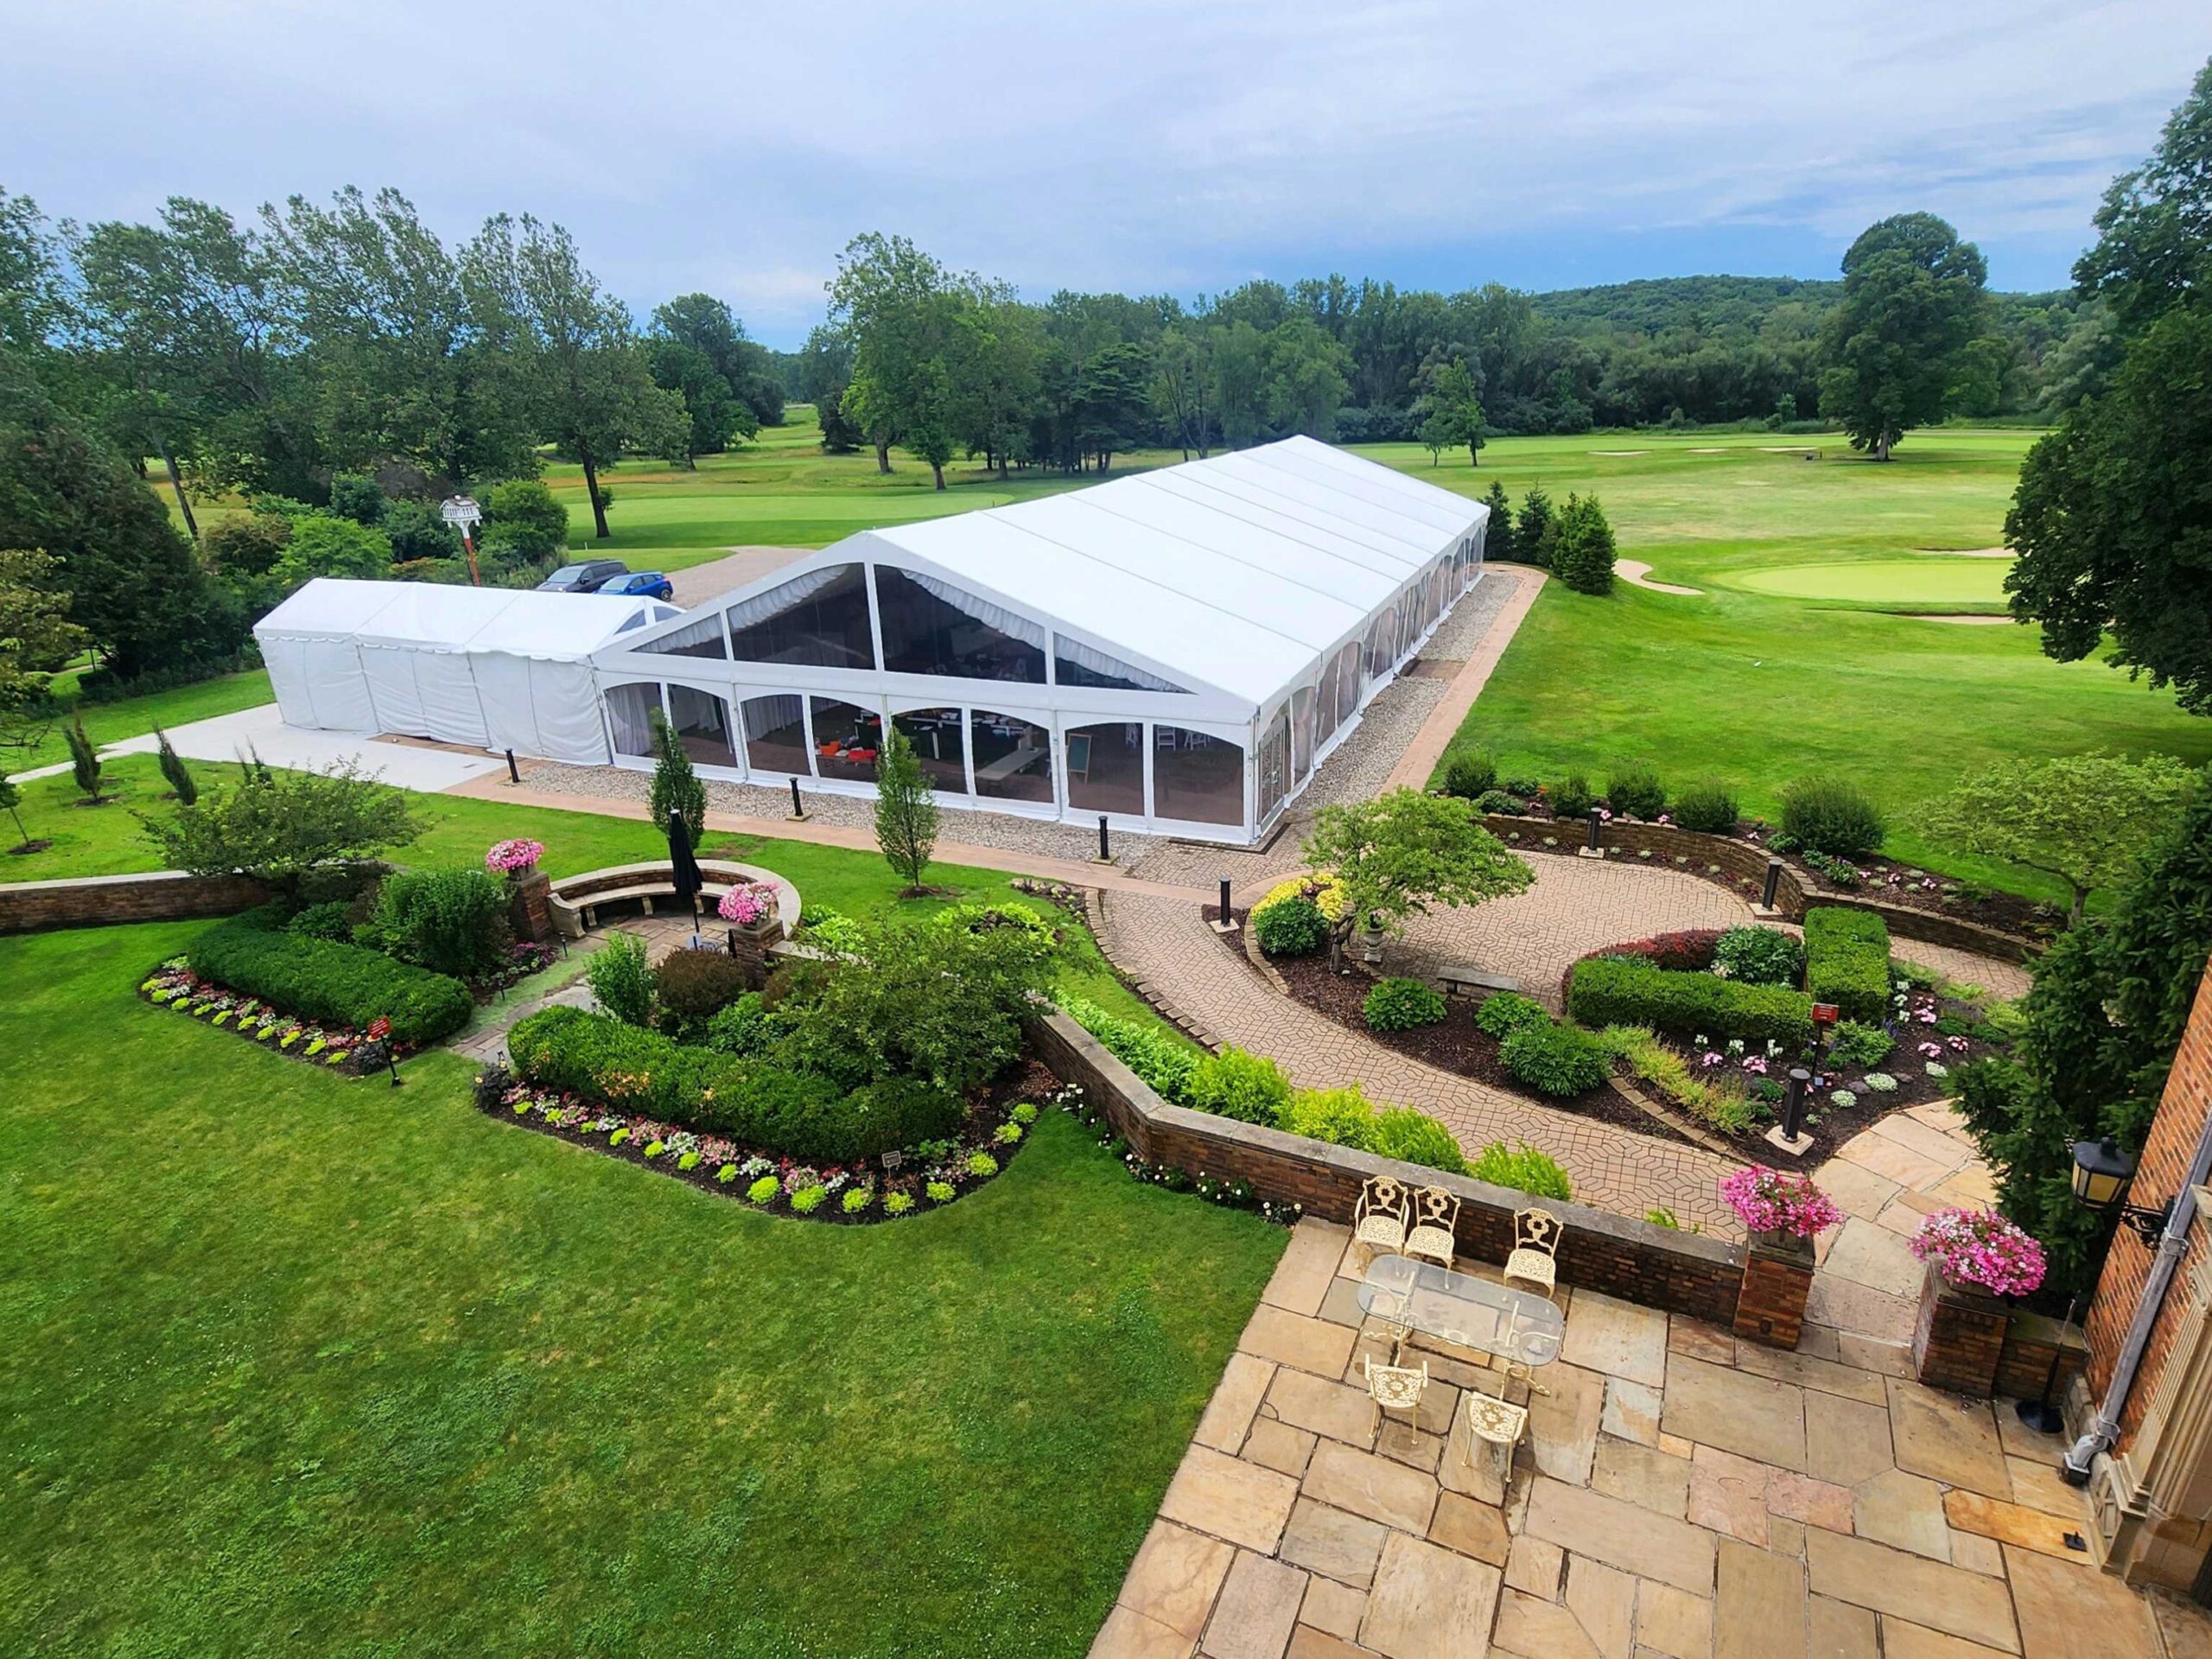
856,436 -> 1484,706
256,580 -> 675,660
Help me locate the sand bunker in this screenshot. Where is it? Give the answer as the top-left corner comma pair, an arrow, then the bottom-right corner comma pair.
1588,449 -> 1649,456
1617,560 -> 1701,595
1910,613 -> 2015,626
1912,547 -> 2012,558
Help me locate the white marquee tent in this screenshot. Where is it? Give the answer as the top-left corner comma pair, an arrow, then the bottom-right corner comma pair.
590,436 -> 1491,844
256,580 -> 678,764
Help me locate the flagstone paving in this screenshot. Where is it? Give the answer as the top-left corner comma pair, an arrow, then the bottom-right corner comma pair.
1093,1217 -> 2211,1659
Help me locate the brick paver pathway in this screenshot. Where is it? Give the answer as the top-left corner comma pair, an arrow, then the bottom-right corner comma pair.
1095,887 -> 1745,1233
1096,1217 -> 2205,1659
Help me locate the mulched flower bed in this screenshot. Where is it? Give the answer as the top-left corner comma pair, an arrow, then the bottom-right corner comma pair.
1253,935 -> 1700,1149
1484,801 -> 2059,940
470,1053 -> 1061,1223
140,957 -> 398,1075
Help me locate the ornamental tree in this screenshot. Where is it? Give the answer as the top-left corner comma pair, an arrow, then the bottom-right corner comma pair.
137,759 -> 423,898
1302,788 -> 1534,944
873,722 -> 938,894
1921,753 -> 2196,924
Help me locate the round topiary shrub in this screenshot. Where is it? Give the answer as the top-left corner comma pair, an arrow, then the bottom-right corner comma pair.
1253,893 -> 1329,957
1278,1084 -> 1376,1148
1368,1107 -> 1470,1175
1712,925 -> 1804,987
1779,776 -> 1886,859
653,946 -> 753,1033
1606,762 -> 1666,821
1671,778 -> 1740,834
1474,789 -> 1529,816
1474,991 -> 1552,1039
1440,749 -> 1497,799
1187,1046 -> 1294,1124
1500,1020 -> 1611,1096
1549,774 -> 1597,818
1365,976 -> 1447,1033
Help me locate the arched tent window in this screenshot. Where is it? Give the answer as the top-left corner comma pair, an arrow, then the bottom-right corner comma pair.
874,566 -> 1045,682
811,696 -> 881,782
971,711 -> 1052,803
741,694 -> 810,775
642,613 -> 728,659
1290,686 -> 1315,784
892,707 -> 967,793
606,682 -> 661,760
668,683 -> 737,768
1065,721 -> 1144,816
728,564 -> 874,669
1054,635 -> 1190,693
1255,708 -> 1291,823
1155,727 -> 1244,826
1329,642 -> 1359,730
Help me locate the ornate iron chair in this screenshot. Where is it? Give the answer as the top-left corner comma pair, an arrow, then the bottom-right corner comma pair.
1404,1186 -> 1461,1270
1503,1206 -> 1562,1298
1363,1353 -> 1429,1428
1353,1176 -> 1412,1264
1460,1389 -> 1530,1476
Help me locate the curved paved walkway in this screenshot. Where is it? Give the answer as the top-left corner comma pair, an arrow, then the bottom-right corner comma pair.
1095,887 -> 1744,1234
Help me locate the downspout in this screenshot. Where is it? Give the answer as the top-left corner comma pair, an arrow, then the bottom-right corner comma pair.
2064,1108 -> 2212,1483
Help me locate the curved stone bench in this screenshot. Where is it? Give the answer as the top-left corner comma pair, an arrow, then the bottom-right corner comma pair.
548,860 -> 801,941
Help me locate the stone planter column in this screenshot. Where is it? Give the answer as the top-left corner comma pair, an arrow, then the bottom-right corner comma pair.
507,869 -> 555,945
724,911 -> 782,988
1734,1228 -> 1815,1349
1910,1259 -> 2009,1396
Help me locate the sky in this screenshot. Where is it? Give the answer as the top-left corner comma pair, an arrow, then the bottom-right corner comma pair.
3,0 -> 2206,347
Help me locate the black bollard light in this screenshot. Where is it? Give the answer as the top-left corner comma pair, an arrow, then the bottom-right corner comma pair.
1586,808 -> 1604,852
505,747 -> 520,784
787,777 -> 804,820
1761,855 -> 1783,910
726,926 -> 739,959
1097,815 -> 1110,861
1781,1066 -> 1812,1143
1218,878 -> 1233,927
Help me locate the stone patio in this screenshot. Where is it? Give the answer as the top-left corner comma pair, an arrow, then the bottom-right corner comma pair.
1094,1217 -> 2211,1659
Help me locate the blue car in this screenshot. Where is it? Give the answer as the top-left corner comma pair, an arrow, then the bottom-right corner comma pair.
601,570 -> 675,601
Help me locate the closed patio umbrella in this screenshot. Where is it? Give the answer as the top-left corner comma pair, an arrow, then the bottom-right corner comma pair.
667,810 -> 704,942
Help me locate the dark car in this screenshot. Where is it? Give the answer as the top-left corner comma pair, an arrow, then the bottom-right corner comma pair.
537,559 -> 629,594
601,570 -> 676,601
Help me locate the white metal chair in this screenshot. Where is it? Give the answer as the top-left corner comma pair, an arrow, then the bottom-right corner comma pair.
1363,1353 -> 1429,1427
1405,1186 -> 1460,1270
1460,1389 -> 1530,1475
1354,1176 -> 1412,1264
1503,1207 -> 1563,1298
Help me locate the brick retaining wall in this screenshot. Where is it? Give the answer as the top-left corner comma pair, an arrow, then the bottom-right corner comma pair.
0,869 -> 273,936
1029,1007 -> 1747,1325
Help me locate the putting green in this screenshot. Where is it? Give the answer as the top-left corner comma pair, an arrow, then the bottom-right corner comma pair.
1733,557 -> 2012,605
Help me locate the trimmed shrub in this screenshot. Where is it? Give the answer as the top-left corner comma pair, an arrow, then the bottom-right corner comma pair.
1364,976 -> 1447,1033
1827,1019 -> 1894,1067
704,992 -> 777,1057
1278,1084 -> 1376,1148
1253,893 -> 1328,957
362,868 -> 512,978
585,931 -> 655,1027
1779,777 -> 1886,859
1607,929 -> 1723,971
1803,906 -> 1891,1022
1500,1020 -> 1612,1096
1060,996 -> 1201,1104
1605,763 -> 1666,821
1474,991 -> 1552,1039
1186,1047 -> 1294,1124
1549,774 -> 1597,818
1474,789 -> 1529,816
1369,1108 -> 1470,1175
653,947 -> 752,1032
1567,956 -> 1815,1047
1440,750 -> 1497,800
1469,1141 -> 1572,1200
285,901 -> 354,944
1671,779 -> 1739,835
1712,925 -> 1804,988
188,909 -> 473,1044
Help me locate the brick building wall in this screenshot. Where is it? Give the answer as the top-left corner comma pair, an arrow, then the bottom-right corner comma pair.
0,870 -> 273,935
2086,962 -> 2212,1446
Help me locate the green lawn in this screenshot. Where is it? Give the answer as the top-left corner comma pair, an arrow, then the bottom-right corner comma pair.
1408,429 -> 2212,901
7,667 -> 273,770
0,922 -> 1281,1656
1,753 -> 1166,1031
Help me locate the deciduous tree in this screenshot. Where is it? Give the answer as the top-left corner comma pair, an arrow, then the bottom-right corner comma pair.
873,723 -> 939,893
1817,213 -> 1989,460
138,759 -> 425,898
1302,788 -> 1535,948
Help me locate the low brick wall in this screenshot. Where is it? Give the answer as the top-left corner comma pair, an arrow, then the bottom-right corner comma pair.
1480,812 -> 2039,963
1996,1309 -> 2089,1403
0,869 -> 273,936
1029,1007 -> 1747,1326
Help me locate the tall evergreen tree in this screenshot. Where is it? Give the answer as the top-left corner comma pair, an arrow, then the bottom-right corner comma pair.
153,726 -> 197,804
1480,480 -> 1516,563
647,711 -> 706,842
1515,486 -> 1555,570
64,712 -> 103,803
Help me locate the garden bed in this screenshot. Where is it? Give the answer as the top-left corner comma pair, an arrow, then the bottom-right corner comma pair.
474,1052 -> 1060,1222
139,957 -> 400,1074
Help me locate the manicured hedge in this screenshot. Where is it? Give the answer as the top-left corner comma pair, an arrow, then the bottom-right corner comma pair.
506,1006 -> 962,1162
189,908 -> 474,1045
1567,956 -> 1815,1047
1803,906 -> 1891,1022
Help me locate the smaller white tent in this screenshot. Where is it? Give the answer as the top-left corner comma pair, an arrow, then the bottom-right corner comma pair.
257,580 -> 678,764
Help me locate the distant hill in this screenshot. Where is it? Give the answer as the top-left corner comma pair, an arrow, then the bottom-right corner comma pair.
1530,275 -> 1844,334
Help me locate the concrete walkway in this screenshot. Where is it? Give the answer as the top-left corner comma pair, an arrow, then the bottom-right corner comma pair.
1384,565 -> 1546,792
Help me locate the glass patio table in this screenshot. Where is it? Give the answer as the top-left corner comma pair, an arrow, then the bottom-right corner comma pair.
1356,1254 -> 1566,1381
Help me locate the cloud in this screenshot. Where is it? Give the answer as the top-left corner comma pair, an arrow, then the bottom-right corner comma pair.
4,0 -> 2204,342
